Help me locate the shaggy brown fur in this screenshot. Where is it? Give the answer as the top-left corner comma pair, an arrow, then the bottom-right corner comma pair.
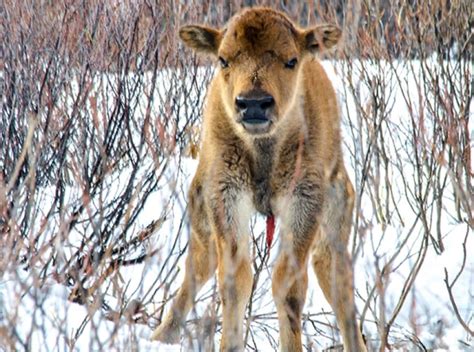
151,7 -> 366,352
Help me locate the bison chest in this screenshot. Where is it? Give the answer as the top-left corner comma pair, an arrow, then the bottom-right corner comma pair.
250,138 -> 275,216
252,173 -> 273,216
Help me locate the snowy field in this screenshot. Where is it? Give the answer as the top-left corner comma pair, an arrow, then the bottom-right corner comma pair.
1,59 -> 472,351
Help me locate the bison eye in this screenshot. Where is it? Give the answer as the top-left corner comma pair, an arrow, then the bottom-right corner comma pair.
218,56 -> 229,68
285,58 -> 298,69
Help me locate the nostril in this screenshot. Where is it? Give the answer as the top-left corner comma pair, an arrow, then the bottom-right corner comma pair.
260,96 -> 275,110
236,95 -> 274,113
235,97 -> 247,111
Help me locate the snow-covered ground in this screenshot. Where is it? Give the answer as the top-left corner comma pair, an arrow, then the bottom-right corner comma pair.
1,59 -> 472,351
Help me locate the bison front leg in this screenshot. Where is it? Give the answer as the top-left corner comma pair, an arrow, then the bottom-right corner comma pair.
215,235 -> 253,352
211,190 -> 254,352
272,246 -> 311,352
312,172 -> 367,351
272,181 -> 322,352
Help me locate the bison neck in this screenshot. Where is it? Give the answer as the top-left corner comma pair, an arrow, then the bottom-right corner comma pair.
250,137 -> 275,216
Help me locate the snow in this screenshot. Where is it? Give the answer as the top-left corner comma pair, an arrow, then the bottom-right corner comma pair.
1,59 -> 472,351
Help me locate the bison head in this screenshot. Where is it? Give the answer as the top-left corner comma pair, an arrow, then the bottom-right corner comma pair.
179,8 -> 341,135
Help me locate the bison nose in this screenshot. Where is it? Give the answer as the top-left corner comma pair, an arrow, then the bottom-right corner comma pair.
235,95 -> 275,119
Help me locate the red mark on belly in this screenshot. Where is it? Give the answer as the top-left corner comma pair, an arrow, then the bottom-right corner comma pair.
266,215 -> 275,249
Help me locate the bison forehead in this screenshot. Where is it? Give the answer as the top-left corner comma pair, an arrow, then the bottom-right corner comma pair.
221,8 -> 299,57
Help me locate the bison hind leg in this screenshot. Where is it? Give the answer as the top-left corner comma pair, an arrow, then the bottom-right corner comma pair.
151,312 -> 181,344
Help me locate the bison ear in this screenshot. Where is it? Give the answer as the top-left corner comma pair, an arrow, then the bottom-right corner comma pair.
303,24 -> 342,53
179,25 -> 222,55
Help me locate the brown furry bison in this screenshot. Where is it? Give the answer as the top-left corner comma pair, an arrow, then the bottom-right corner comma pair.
152,7 -> 366,352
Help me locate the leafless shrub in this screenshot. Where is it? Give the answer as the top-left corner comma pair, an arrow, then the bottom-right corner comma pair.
0,0 -> 472,351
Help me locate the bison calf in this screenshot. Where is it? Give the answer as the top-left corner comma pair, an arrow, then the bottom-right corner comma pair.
152,7 -> 366,352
